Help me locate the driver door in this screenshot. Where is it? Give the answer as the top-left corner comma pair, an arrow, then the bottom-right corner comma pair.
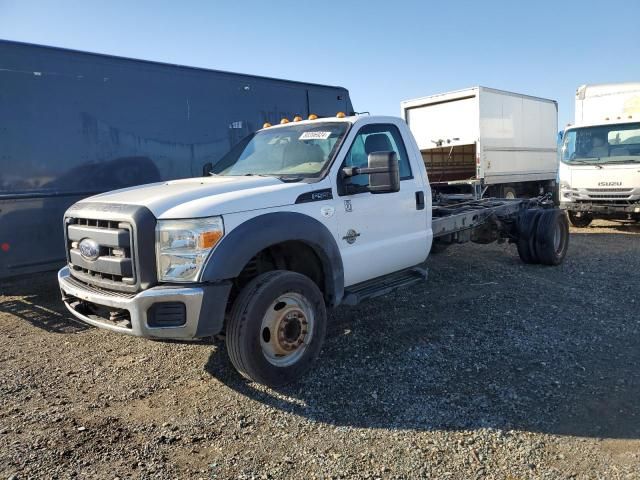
335,123 -> 428,286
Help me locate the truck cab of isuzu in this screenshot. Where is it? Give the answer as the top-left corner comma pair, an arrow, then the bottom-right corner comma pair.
559,83 -> 640,226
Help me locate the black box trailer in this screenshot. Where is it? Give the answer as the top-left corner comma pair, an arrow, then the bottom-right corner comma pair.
0,40 -> 353,279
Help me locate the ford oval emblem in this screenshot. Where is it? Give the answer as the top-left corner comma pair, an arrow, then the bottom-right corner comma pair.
78,238 -> 100,261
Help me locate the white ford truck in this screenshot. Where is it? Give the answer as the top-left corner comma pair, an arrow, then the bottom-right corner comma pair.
559,83 -> 640,226
58,114 -> 569,386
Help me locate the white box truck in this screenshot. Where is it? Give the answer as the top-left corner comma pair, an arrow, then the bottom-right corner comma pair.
401,87 -> 558,199
559,83 -> 640,227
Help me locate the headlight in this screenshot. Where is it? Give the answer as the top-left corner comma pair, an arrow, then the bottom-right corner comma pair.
559,181 -> 571,190
156,217 -> 224,282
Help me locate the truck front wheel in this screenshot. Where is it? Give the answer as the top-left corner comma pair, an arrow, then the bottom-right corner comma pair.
225,271 -> 327,387
568,211 -> 593,228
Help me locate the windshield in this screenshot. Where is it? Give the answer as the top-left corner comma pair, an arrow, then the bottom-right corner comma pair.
212,122 -> 349,178
561,122 -> 640,165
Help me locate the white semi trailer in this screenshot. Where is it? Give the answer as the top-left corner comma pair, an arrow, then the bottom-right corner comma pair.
559,83 -> 640,226
401,87 -> 558,199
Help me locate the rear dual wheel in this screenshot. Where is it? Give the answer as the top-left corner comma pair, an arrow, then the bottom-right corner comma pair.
516,209 -> 541,264
517,209 -> 569,266
225,271 -> 327,387
535,209 -> 570,265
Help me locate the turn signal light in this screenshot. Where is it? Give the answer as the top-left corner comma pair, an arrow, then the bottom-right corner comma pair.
336,111 -> 346,118
308,114 -> 318,120
199,231 -> 223,249
293,115 -> 302,122
263,122 -> 272,128
280,118 -> 290,124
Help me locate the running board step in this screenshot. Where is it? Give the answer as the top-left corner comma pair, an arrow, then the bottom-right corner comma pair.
342,267 -> 428,306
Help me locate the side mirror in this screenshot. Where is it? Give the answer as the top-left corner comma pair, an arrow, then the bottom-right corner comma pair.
366,151 -> 400,193
341,151 -> 400,194
202,162 -> 213,176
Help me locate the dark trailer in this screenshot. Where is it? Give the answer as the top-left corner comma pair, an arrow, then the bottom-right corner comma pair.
0,40 -> 353,279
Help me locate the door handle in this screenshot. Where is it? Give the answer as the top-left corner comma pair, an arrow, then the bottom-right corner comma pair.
415,191 -> 425,210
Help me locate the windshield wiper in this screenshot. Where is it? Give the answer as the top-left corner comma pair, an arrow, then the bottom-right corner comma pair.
602,158 -> 640,164
571,159 -> 603,169
278,176 -> 304,183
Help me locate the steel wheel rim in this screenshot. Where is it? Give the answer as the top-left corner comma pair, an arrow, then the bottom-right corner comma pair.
260,292 -> 315,367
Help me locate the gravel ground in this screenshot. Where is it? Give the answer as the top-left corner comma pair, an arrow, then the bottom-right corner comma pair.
1,220 -> 639,479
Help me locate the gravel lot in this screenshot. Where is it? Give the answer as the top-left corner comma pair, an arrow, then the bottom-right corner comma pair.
1,220 -> 639,479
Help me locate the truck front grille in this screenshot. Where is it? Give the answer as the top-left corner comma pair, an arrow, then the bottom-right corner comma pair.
587,194 -> 632,199
66,216 -> 137,290
586,188 -> 633,193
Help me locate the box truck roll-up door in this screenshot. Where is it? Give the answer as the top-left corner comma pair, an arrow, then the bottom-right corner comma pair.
405,95 -> 478,183
405,96 -> 477,150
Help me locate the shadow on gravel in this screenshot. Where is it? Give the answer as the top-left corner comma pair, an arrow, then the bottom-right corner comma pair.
0,276 -> 91,334
578,222 -> 640,234
205,235 -> 640,441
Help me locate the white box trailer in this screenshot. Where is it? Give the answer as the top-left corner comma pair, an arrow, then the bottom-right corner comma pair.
575,82 -> 640,127
401,87 -> 558,198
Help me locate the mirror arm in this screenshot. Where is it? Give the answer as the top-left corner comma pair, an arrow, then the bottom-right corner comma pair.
342,166 -> 392,177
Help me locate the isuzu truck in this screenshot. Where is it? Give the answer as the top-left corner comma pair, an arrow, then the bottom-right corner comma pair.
58,114 -> 569,386
559,83 -> 640,226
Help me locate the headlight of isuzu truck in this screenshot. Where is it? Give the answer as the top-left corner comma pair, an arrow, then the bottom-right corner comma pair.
156,217 -> 224,282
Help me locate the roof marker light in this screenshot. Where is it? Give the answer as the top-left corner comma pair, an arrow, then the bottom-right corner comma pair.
336,111 -> 346,118
293,115 -> 302,122
263,122 -> 272,128
280,118 -> 290,124
308,114 -> 318,120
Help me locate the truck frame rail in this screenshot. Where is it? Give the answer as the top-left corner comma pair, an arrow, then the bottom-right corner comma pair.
431,194 -> 557,247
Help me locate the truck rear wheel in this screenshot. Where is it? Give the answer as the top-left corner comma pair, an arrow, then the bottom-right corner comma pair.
225,270 -> 326,387
568,212 -> 592,228
502,186 -> 517,199
516,209 -> 542,264
535,210 -> 569,266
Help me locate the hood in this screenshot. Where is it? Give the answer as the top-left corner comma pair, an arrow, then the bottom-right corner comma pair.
87,175 -> 311,219
565,163 -> 640,189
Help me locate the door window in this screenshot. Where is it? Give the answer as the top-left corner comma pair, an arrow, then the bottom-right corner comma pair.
342,124 -> 412,187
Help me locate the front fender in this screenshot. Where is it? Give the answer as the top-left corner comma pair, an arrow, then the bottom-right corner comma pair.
200,212 -> 344,306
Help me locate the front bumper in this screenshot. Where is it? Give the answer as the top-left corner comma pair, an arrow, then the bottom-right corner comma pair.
560,201 -> 640,216
58,267 -> 231,339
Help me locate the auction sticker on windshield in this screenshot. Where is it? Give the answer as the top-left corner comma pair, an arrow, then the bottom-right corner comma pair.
299,131 -> 332,140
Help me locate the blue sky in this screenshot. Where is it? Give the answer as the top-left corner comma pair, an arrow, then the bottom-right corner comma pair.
1,0 -> 639,127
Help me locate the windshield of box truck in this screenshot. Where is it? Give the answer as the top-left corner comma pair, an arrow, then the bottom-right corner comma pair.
212,122 -> 349,179
561,123 -> 640,165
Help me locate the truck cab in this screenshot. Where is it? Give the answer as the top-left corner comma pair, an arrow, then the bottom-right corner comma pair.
559,83 -> 640,226
59,114 -> 433,385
